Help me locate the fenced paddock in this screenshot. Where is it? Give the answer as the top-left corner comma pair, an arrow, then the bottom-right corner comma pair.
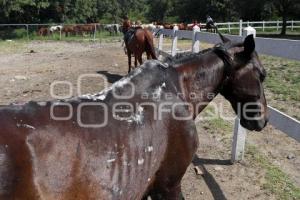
0,23 -> 123,42
153,25 -> 300,162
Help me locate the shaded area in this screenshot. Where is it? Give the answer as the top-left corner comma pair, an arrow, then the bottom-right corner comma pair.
97,70 -> 123,84
192,155 -> 230,200
193,157 -> 232,166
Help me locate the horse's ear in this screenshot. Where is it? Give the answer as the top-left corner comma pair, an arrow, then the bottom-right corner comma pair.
243,34 -> 255,56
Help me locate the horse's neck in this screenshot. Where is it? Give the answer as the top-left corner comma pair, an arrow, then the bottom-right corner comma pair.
175,53 -> 226,117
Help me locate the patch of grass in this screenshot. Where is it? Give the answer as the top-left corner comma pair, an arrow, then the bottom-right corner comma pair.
246,145 -> 300,200
199,105 -> 232,135
261,55 -> 300,102
0,40 -> 27,54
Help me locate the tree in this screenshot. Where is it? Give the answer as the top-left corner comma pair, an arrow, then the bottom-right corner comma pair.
233,0 -> 270,21
146,0 -> 172,22
271,0 -> 300,35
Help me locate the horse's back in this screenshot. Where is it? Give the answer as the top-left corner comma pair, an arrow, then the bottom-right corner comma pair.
0,61 -> 197,199
0,69 -> 172,199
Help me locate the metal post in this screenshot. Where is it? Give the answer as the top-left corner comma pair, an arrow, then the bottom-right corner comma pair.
228,22 -> 231,33
277,20 -> 279,31
231,117 -> 247,163
291,20 -> 294,31
171,25 -> 178,57
26,25 -> 29,41
192,25 -> 200,53
247,21 -> 250,27
262,21 -> 265,32
93,24 -> 97,41
59,27 -> 62,40
239,19 -> 243,36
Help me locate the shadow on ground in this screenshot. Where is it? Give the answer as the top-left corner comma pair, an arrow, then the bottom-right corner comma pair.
97,70 -> 123,83
192,155 -> 232,200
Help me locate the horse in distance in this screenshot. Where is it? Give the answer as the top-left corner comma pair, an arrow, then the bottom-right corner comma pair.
122,17 -> 157,73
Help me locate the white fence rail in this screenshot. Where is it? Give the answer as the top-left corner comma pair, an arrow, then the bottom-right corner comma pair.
153,26 -> 300,162
215,20 -> 300,33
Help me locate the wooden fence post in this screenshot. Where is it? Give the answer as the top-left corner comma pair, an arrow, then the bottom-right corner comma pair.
231,117 -> 247,163
239,19 -> 243,36
192,25 -> 200,53
157,26 -> 164,59
171,25 -> 178,57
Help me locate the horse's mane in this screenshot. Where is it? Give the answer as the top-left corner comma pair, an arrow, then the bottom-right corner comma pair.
163,44 -> 232,72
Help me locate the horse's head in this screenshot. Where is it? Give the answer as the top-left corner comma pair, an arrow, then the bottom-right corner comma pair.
219,34 -> 268,131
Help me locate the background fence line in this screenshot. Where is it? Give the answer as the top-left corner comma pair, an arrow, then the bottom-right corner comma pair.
0,19 -> 299,41
215,20 -> 300,33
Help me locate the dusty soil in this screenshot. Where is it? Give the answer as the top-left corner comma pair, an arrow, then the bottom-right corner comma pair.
0,40 -> 299,200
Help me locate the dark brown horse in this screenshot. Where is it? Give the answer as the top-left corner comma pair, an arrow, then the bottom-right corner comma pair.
0,34 -> 268,199
122,19 -> 157,73
75,24 -> 96,36
37,27 -> 50,36
62,25 -> 77,37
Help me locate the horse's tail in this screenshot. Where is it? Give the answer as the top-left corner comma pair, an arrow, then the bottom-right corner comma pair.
144,30 -> 157,59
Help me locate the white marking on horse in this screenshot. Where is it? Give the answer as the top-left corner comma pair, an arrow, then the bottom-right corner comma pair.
37,102 -> 47,106
131,106 -> 144,124
25,138 -> 45,199
17,124 -> 36,130
145,146 -> 153,153
107,158 -> 116,163
138,158 -> 144,165
80,67 -> 144,101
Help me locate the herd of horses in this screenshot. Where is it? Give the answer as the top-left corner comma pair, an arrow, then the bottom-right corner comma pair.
37,24 -> 121,37
37,21 -> 215,37
154,22 -> 215,32
0,18 -> 269,199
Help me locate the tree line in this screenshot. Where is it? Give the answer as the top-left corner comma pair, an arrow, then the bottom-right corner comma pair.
0,0 -> 299,35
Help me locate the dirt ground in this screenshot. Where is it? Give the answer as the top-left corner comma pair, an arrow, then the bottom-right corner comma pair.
0,40 -> 299,200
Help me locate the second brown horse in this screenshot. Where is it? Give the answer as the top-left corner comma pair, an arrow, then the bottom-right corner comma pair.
122,18 -> 157,73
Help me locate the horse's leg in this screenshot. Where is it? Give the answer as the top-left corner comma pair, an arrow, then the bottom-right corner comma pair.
137,53 -> 143,65
134,56 -> 138,68
149,115 -> 198,200
127,50 -> 132,73
148,185 -> 184,200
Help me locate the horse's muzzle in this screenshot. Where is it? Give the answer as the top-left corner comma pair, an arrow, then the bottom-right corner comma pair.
240,117 -> 268,132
